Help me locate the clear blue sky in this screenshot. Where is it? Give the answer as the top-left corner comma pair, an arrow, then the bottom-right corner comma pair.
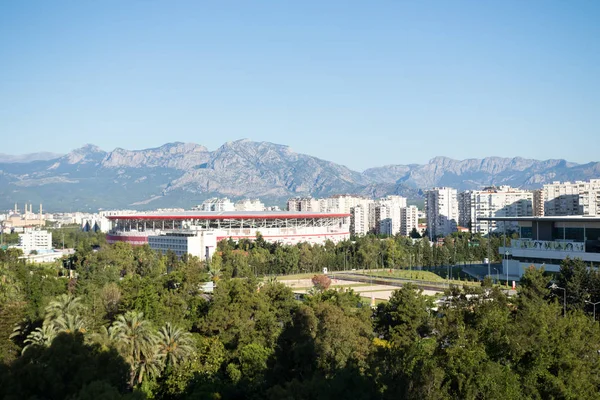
1,1 -> 598,171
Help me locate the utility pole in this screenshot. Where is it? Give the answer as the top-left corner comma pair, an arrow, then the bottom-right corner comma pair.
487,233 -> 491,280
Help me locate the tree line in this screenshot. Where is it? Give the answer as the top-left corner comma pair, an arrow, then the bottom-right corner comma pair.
212,232 -> 508,278
1,231 -> 599,399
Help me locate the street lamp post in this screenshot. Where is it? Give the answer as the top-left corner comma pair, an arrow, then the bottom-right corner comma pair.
585,300 -> 600,321
551,283 -> 566,317
504,251 -> 510,288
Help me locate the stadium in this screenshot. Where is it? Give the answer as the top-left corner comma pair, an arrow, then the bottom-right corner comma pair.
106,211 -> 351,259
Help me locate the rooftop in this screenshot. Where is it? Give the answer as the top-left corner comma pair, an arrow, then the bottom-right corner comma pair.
477,216 -> 600,223
107,211 -> 351,220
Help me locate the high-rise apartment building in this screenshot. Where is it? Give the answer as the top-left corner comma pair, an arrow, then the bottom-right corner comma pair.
458,191 -> 472,229
543,180 -> 600,216
375,196 -> 407,235
468,186 -> 533,235
533,189 -> 544,216
351,204 -> 370,236
425,187 -> 459,239
234,199 -> 265,212
580,189 -> 600,216
286,197 -> 320,212
400,205 -> 419,236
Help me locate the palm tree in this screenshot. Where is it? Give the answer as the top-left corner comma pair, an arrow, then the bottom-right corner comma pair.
45,294 -> 83,321
136,346 -> 164,385
156,322 -> 195,368
111,311 -> 160,387
53,313 -> 87,334
22,323 -> 57,354
88,325 -> 119,350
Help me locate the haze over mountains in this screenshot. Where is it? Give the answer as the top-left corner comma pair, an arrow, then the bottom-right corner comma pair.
1,139 -> 599,211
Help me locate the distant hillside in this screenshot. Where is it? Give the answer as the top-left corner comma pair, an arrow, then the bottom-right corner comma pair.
0,140 -> 598,211
363,156 -> 600,190
0,152 -> 62,163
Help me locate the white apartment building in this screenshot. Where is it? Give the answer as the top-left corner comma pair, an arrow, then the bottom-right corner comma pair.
196,198 -> 235,212
543,180 -> 600,216
350,204 -> 370,236
234,199 -> 265,212
377,196 -> 406,235
580,189 -> 600,216
400,205 -> 419,236
325,195 -> 371,214
533,189 -> 544,216
286,197 -> 321,212
468,186 -> 533,235
374,196 -> 408,236
148,231 -> 217,260
425,187 -> 459,239
17,229 -> 52,255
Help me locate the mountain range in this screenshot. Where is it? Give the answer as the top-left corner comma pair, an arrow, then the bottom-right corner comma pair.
1,139 -> 599,212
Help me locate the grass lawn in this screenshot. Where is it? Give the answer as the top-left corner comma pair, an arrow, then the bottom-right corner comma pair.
356,269 -> 481,286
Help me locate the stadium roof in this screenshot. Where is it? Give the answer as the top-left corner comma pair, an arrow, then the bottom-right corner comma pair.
106,211 -> 351,220
477,216 -> 600,223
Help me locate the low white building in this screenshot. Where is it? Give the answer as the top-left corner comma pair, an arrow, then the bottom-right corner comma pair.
17,229 -> 52,255
81,216 -> 112,233
148,231 -> 217,260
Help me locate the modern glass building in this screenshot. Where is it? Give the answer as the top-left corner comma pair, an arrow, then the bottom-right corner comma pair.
478,216 -> 600,278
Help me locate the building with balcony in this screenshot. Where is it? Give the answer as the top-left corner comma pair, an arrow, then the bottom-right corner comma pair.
425,187 -> 458,239
17,229 -> 52,255
543,179 -> 600,216
466,187 -> 534,235
479,216 -> 600,279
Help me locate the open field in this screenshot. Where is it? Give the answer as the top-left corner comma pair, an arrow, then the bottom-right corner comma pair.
279,276 -> 441,302
348,269 -> 482,287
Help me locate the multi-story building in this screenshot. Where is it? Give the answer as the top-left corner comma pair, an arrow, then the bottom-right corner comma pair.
197,198 -> 235,212
326,195 -> 370,214
351,204 -> 370,236
17,229 -> 52,255
425,187 -> 459,239
400,205 -> 419,236
543,180 -> 600,216
286,197 -> 320,212
533,189 -> 544,216
458,191 -> 472,229
579,189 -> 600,216
374,196 -> 407,235
469,186 -> 534,235
235,199 -> 265,212
148,231 -> 217,260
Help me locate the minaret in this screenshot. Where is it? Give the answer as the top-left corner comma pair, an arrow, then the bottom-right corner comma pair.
39,204 -> 43,226
23,203 -> 27,216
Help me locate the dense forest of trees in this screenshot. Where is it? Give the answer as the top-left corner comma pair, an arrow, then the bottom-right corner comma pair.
1,231 -> 600,399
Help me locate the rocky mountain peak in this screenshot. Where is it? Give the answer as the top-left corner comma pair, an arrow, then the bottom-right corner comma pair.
59,144 -> 107,165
